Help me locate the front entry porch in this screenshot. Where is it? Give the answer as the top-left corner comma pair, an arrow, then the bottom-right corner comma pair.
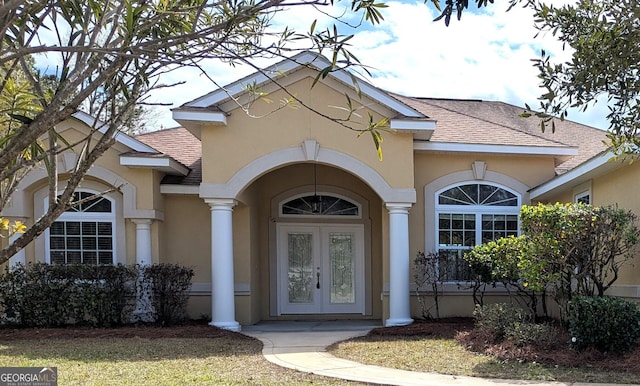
201,145 -> 416,331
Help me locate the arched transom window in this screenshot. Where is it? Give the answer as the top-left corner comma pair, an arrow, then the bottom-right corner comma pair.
436,183 -> 520,281
281,194 -> 360,217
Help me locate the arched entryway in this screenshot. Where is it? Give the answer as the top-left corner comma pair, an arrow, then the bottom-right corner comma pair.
201,140 -> 416,331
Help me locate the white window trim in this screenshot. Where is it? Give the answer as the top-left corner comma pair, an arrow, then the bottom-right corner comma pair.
434,182 -> 522,283
279,191 -> 362,219
44,189 -> 117,265
574,190 -> 591,204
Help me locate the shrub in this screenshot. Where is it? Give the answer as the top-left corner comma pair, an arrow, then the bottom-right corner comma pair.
568,295 -> 640,353
504,322 -> 558,348
473,303 -> 531,342
0,263 -> 137,327
142,264 -> 194,326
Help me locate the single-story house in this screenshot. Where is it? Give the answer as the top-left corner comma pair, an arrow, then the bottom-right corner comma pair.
3,52 -> 638,331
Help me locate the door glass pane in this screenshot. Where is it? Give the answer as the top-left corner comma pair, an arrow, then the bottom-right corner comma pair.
287,233 -> 314,303
329,232 -> 355,304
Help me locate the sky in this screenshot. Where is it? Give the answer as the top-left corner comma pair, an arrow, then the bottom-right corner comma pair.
144,0 -> 611,131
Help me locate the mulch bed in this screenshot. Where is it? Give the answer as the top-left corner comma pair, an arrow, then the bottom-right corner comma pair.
369,317 -> 640,375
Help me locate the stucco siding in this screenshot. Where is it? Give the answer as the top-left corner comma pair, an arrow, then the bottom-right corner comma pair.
200,76 -> 414,190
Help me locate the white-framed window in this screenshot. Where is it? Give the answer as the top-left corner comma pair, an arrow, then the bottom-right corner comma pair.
436,183 -> 521,281
279,192 -> 361,218
574,190 -> 591,204
45,190 -> 116,265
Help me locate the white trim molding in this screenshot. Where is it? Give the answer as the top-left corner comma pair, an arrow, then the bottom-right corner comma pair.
171,109 -> 227,129
120,155 -> 189,176
2,161 -> 163,222
71,111 -> 157,153
390,119 -> 436,140
414,141 -> 577,158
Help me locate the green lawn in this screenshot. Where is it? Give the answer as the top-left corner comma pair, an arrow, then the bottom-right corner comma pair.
4,325 -> 640,385
329,334 -> 640,384
0,336 -> 358,385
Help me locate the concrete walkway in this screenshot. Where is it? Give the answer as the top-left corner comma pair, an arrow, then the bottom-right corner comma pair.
242,321 -> 631,386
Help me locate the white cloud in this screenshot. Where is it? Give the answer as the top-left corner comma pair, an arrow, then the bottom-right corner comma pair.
148,0 -> 610,131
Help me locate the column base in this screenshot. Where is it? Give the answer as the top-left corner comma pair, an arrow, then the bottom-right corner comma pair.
209,320 -> 241,332
385,317 -> 414,327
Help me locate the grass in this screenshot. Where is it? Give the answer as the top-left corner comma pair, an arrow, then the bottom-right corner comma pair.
4,324 -> 640,385
328,334 -> 640,384
0,336 -> 358,385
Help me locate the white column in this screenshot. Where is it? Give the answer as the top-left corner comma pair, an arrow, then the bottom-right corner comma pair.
132,219 -> 153,321
385,203 -> 414,327
8,232 -> 26,269
207,199 -> 240,331
133,219 -> 152,266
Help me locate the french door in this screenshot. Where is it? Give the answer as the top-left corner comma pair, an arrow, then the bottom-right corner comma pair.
277,223 -> 365,314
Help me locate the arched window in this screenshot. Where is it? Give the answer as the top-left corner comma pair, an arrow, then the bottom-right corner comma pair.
280,194 -> 360,217
436,183 -> 520,281
46,190 -> 116,265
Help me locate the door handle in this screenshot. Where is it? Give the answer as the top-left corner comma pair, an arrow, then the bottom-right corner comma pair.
316,271 -> 320,289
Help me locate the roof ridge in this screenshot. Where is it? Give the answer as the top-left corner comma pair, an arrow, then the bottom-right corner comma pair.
135,126 -> 186,138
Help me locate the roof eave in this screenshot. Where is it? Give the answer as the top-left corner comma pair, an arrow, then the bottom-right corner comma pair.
171,109 -> 227,139
120,154 -> 190,176
414,142 -> 578,159
181,51 -> 428,119
530,150 -> 624,200
391,119 -> 437,140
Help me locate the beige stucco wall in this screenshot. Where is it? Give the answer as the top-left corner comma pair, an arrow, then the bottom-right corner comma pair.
200,72 -> 415,190
160,195 -> 210,274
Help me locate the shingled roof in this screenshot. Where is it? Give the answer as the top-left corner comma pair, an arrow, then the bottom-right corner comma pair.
135,127 -> 202,185
133,95 -> 609,186
393,95 -> 609,175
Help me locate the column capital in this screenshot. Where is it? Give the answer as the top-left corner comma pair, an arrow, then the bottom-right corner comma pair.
385,202 -> 412,213
131,218 -> 153,226
204,198 -> 237,209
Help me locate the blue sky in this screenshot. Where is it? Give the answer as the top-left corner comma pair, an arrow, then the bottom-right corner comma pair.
146,0 -> 610,132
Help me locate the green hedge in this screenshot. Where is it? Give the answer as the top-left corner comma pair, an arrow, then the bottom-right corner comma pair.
142,264 -> 194,326
569,296 -> 640,353
0,263 -> 194,328
0,263 -> 137,327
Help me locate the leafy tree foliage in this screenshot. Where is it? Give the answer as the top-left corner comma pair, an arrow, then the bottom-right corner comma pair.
465,235 -> 543,317
511,0 -> 640,153
1,0 -> 451,265
521,203 -> 639,300
466,203 -> 640,323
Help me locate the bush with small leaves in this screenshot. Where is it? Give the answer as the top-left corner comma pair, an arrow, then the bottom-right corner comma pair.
504,322 -> 559,348
473,303 -> 531,342
568,295 -> 640,353
142,264 -> 194,326
0,263 -> 137,327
